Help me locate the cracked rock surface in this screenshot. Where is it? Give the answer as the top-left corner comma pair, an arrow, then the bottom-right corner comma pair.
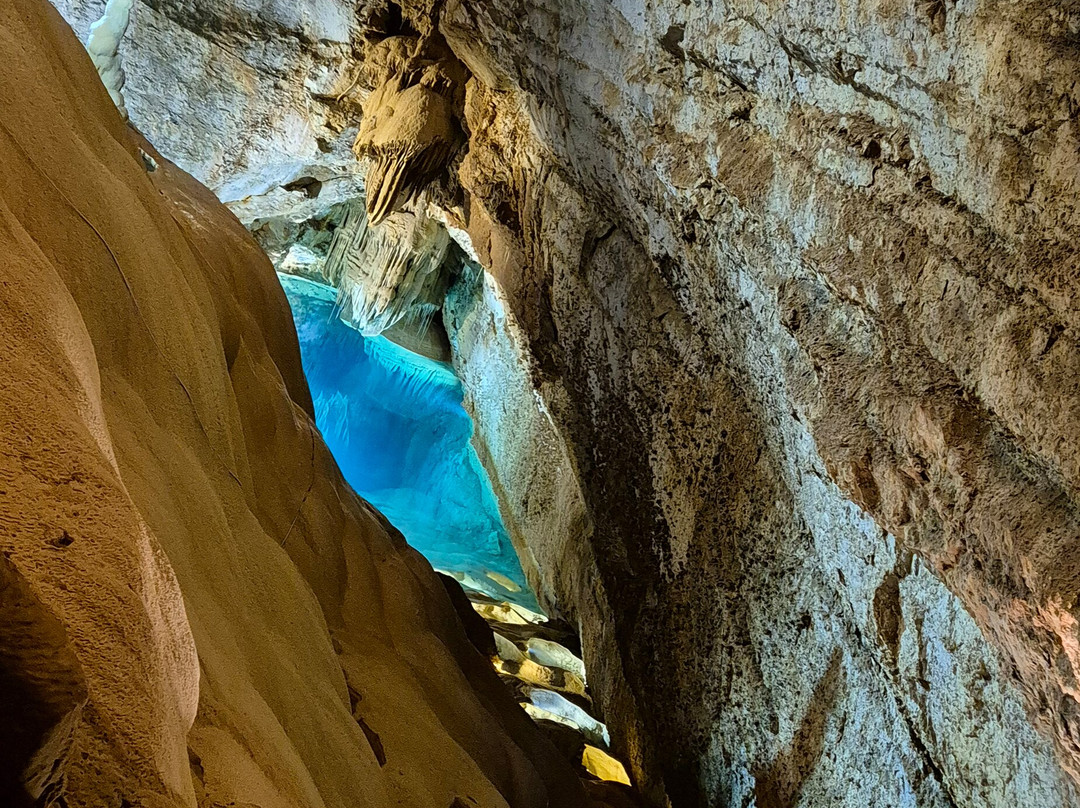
409,0 -> 1080,806
54,0 -> 369,213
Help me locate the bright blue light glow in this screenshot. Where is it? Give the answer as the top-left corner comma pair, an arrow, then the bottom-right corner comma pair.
280,274 -> 537,609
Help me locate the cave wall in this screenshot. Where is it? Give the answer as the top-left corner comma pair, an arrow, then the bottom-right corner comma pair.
37,0 -> 1080,804
443,262 -> 593,615
0,1 -> 587,805
53,0 -> 371,222
400,0 -> 1080,806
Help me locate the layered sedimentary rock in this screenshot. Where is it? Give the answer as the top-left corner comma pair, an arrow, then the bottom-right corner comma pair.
0,1 -> 587,805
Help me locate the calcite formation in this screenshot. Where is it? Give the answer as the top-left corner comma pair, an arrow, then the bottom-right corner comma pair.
0,1 -> 587,805
323,201 -> 453,335
352,34 -> 467,225
85,0 -> 133,118
54,0 -> 470,339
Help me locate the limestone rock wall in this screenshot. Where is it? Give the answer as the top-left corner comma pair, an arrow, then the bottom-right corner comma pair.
0,1 -> 586,805
394,0 -> 1080,806
443,263 -> 592,616
52,0 -> 371,218
37,0 -> 1080,804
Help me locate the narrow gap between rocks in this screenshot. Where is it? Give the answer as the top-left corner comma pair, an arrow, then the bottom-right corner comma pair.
278,267 -> 634,793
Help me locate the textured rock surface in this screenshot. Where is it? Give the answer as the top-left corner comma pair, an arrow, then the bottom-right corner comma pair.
0,555 -> 87,806
352,32 -> 467,225
85,0 -> 133,118
323,203 -> 453,335
444,263 -> 593,614
0,2 -> 587,805
53,0 -> 364,204
396,0 -> 1080,806
42,0 -> 1080,804
51,0 -> 475,343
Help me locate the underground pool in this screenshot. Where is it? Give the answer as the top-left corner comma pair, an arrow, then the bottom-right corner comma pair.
279,273 -> 538,610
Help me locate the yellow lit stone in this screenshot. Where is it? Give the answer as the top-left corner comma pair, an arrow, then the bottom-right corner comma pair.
486,570 -> 522,592
581,745 -> 631,785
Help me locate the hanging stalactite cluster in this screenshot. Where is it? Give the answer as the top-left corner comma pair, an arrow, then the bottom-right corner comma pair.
352,30 -> 468,226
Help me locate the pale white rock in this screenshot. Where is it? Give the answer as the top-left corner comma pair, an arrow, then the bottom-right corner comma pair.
527,690 -> 609,748
0,5 -> 592,805
85,0 -> 133,117
53,0 -> 366,215
525,639 -> 586,684
324,203 -> 451,336
493,632 -> 526,664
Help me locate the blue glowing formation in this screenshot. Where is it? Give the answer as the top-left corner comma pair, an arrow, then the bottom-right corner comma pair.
280,274 -> 537,609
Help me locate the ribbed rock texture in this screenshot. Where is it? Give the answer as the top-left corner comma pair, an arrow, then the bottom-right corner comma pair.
0,1 -> 586,805
352,32 -> 466,225
323,202 -> 453,335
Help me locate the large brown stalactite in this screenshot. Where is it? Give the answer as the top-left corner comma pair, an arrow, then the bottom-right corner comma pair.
352,32 -> 467,225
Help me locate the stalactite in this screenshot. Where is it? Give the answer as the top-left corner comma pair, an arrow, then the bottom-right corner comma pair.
322,200 -> 452,336
85,0 -> 134,119
352,34 -> 467,225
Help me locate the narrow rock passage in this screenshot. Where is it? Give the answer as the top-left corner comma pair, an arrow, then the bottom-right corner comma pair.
18,0 -> 1080,805
279,266 -> 644,802
451,580 -> 646,808
280,272 -> 536,608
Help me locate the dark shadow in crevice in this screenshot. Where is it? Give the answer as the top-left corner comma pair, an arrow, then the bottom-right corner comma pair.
752,648 -> 844,808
